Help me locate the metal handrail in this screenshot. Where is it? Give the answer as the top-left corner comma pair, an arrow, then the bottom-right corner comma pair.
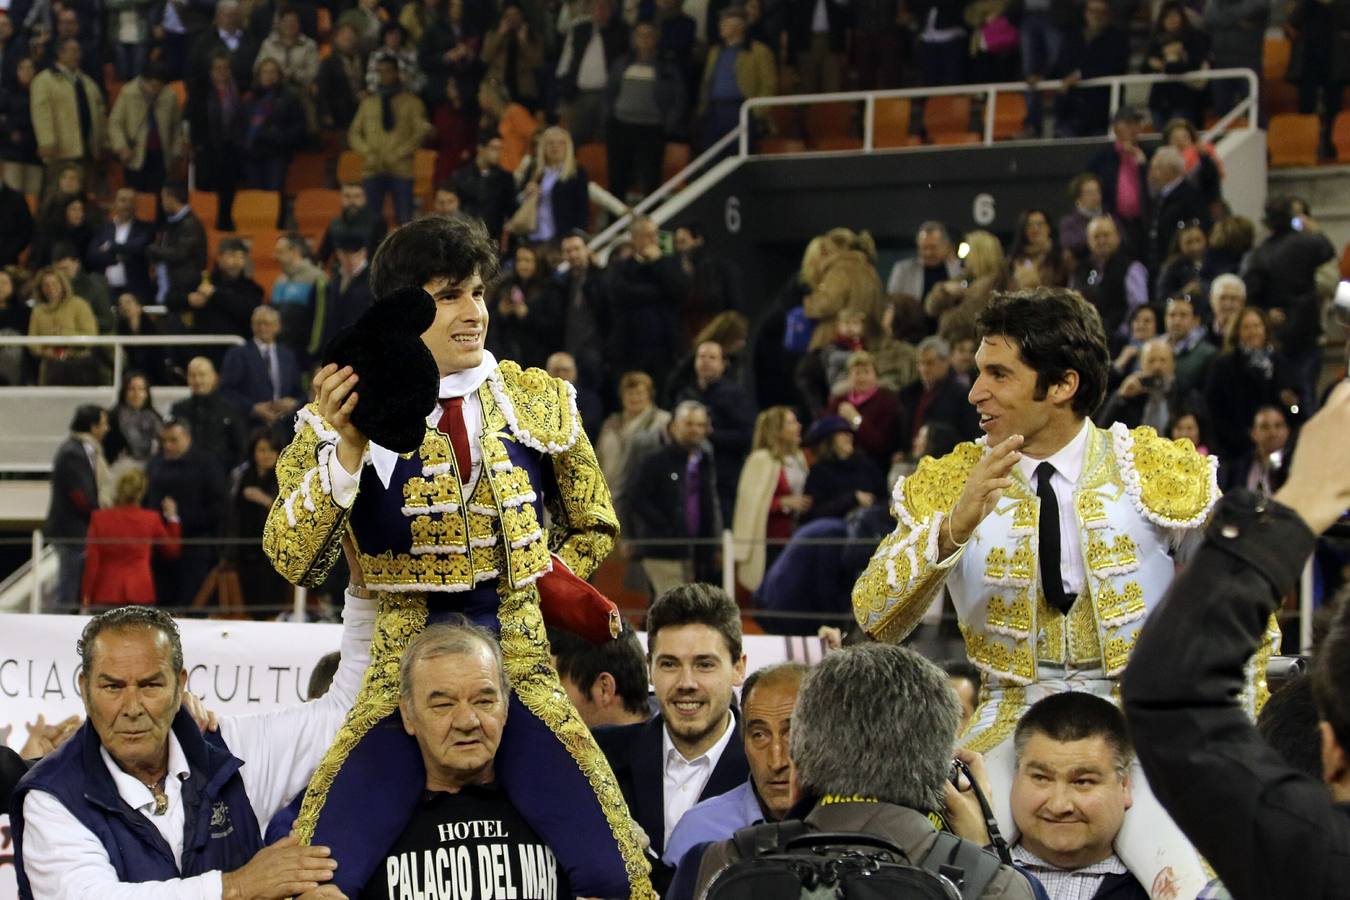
587,125 -> 744,253
0,333 -> 246,387
739,67 -> 1261,155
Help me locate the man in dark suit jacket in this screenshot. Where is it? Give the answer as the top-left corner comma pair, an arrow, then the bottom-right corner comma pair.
0,180 -> 34,267
1146,146 -> 1209,276
146,181 -> 208,318
625,402 -> 722,589
86,188 -> 156,302
899,337 -> 981,448
453,136 -> 518,241
44,405 -> 108,611
593,583 -> 750,893
1087,107 -> 1150,255
144,419 -> 226,605
171,356 -> 248,468
220,305 -> 304,430
313,234 -> 375,355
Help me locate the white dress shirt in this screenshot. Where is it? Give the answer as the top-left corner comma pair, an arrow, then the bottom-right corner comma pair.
328,353 -> 498,505
20,592 -> 377,900
104,219 -> 133,288
1014,418 -> 1092,595
661,713 -> 736,846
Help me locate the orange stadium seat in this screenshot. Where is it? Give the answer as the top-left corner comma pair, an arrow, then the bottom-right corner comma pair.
294,189 -> 342,244
804,101 -> 855,142
134,192 -> 157,221
317,6 -> 332,40
921,96 -> 972,136
767,106 -> 801,139
1263,36 -> 1291,81
189,191 -> 219,228
337,151 -> 365,185
1340,241 -> 1350,280
413,148 -> 438,200
756,137 -> 807,154
873,98 -> 913,147
1333,111 -> 1350,161
575,142 -> 608,189
1268,113 -> 1320,167
810,135 -> 864,151
930,131 -> 981,146
991,93 -> 1027,139
286,152 -> 329,193
233,190 -> 282,231
168,80 -> 187,111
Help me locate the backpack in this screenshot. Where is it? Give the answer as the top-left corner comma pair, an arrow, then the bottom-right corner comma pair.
703,820 -> 1005,900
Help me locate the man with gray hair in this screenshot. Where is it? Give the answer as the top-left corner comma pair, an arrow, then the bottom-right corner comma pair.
1207,273 -> 1247,346
674,643 -> 1035,899
626,399 -> 722,591
886,221 -> 961,299
1146,146 -> 1208,276
899,335 -> 981,446
360,621 -> 569,899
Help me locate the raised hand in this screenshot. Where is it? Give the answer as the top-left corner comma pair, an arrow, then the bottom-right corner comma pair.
945,434 -> 1024,551
221,835 -> 338,900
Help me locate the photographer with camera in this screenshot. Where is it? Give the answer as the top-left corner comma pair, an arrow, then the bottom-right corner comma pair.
1122,381 -> 1350,900
670,643 -> 1036,900
1095,337 -> 1200,434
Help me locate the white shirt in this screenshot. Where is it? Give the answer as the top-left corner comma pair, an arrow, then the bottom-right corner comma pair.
661,713 -> 736,846
577,31 -> 608,91
20,593 -> 377,900
104,220 -> 133,287
1015,418 -> 1092,595
329,352 -> 499,504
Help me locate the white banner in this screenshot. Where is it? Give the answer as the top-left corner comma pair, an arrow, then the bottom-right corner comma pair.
0,612 -> 829,899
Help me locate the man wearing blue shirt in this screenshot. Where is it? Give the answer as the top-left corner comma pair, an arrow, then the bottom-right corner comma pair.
663,662 -> 806,867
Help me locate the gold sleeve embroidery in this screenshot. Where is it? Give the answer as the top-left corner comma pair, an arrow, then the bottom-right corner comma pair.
547,424 -> 619,580
262,403 -> 352,588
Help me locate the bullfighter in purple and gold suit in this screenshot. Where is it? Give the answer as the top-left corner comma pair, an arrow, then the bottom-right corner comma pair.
262,216 -> 653,898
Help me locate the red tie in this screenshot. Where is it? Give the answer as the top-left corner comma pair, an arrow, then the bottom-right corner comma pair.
436,397 -> 473,484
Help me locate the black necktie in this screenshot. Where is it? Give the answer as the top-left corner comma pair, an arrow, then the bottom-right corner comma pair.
1035,462 -> 1073,615
72,74 -> 93,146
380,92 -> 395,131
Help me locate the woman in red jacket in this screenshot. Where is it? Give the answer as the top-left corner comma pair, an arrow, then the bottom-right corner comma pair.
81,468 -> 181,608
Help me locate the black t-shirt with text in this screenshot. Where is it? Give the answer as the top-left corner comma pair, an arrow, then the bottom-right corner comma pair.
360,785 -> 571,900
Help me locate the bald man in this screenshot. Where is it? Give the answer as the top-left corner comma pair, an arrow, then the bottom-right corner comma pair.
219,307 -> 305,428
170,357 -> 249,466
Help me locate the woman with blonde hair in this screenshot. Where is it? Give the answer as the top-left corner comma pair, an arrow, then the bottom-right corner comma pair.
732,405 -> 810,591
924,229 -> 1011,343
802,227 -> 884,350
81,467 -> 181,608
515,125 -> 590,243
597,371 -> 672,526
28,266 -> 100,386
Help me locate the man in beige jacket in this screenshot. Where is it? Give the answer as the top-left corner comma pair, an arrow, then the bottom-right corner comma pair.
347,53 -> 429,225
30,37 -> 107,192
107,61 -> 185,195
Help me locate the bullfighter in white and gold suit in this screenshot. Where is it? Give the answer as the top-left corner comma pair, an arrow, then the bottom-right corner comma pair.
853,289 -> 1278,900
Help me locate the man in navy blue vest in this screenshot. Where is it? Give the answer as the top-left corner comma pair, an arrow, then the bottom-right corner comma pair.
12,588 -> 375,900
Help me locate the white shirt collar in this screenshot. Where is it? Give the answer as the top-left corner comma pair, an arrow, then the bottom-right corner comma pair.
1016,418 -> 1092,487
662,710 -> 736,768
100,732 -> 191,816
367,350 -> 498,487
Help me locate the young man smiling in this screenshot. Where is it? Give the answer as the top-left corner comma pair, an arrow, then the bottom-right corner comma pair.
852,287 -> 1259,898
594,584 -> 749,891
262,215 -> 651,898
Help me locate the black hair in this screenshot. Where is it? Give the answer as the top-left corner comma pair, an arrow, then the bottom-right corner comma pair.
1263,196 -> 1299,235
50,241 -> 78,262
141,60 -> 169,82
78,606 -> 184,683
370,214 -> 500,298
307,651 -> 341,700
562,228 -> 590,243
1250,403 -> 1289,429
547,624 -> 650,716
646,583 -> 743,662
246,427 -> 278,464
162,180 -> 189,205
1014,692 -> 1133,773
977,288 -> 1110,417
116,370 -> 154,409
161,417 -> 192,437
380,20 -> 406,40
70,404 -> 105,433
1258,674 -> 1323,779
